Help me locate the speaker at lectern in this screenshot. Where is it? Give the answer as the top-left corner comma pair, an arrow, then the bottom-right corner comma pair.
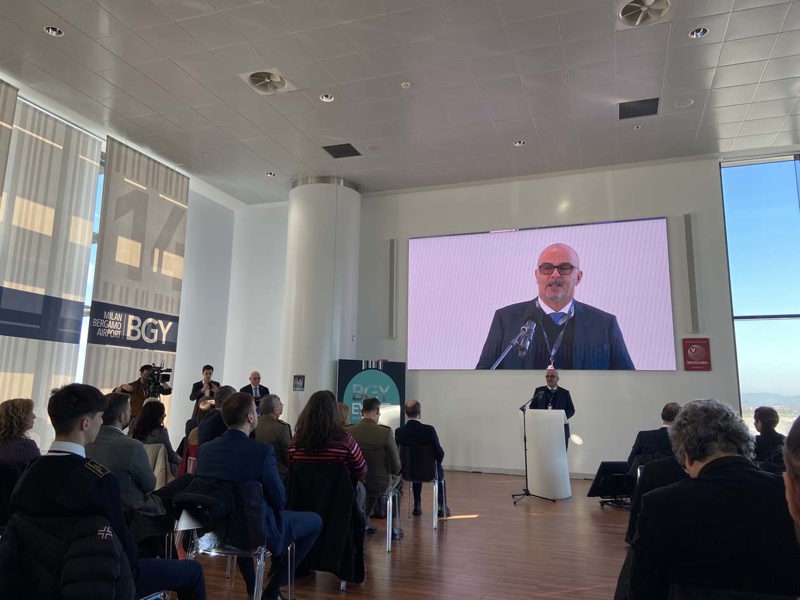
526,409 -> 572,500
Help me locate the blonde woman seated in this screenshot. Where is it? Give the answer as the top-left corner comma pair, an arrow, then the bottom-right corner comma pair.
0,398 -> 40,472
131,401 -> 181,476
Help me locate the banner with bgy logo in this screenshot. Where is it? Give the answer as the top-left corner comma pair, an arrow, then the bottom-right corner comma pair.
83,138 -> 188,397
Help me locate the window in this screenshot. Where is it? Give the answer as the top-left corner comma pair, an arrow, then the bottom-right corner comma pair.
721,158 -> 800,436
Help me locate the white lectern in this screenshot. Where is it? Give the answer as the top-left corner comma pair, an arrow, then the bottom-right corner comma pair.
525,409 -> 572,501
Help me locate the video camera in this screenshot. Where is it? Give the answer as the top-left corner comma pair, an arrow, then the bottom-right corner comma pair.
143,363 -> 172,398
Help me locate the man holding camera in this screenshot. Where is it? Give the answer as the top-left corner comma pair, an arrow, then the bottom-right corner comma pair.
114,364 -> 172,419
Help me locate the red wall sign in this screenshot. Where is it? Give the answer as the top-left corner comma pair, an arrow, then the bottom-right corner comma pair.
683,338 -> 711,371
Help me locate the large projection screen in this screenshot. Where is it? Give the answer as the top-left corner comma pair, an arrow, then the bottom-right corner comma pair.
408,218 -> 675,371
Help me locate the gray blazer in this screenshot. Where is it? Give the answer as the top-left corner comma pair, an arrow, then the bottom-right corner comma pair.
86,426 -> 156,510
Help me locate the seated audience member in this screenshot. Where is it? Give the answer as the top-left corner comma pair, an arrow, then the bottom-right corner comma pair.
240,371 -> 270,407
348,397 -> 403,538
626,402 -> 680,474
130,400 -> 181,476
198,385 -> 236,445
255,395 -> 291,480
0,384 -> 205,600
196,393 -> 322,600
754,406 -> 786,469
178,398 -> 213,476
289,391 -> 367,485
628,398 -> 800,599
86,393 -> 159,512
395,400 -> 450,517
624,455 -> 688,545
338,401 -> 350,425
782,416 -> 800,528
0,398 -> 40,471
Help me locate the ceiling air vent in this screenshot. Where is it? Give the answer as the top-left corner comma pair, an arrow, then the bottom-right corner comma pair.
238,69 -> 297,95
323,143 -> 361,159
616,0 -> 671,29
619,98 -> 660,119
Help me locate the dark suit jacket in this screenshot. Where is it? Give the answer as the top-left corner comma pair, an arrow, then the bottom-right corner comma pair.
198,410 -> 227,445
196,429 -> 288,553
754,428 -> 786,466
239,385 -> 270,399
629,456 -> 800,599
626,427 -> 673,470
530,385 -> 575,441
625,456 -> 687,544
394,420 -> 444,464
476,299 -> 634,370
189,380 -> 220,401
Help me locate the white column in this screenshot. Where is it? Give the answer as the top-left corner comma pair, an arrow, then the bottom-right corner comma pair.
282,177 -> 360,420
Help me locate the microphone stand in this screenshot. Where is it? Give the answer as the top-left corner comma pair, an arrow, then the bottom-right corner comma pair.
512,399 -> 556,505
490,324 -> 531,370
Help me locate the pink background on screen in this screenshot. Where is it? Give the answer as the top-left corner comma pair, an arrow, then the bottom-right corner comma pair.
407,218 -> 676,370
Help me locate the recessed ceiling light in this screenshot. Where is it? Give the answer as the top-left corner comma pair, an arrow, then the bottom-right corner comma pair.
265,171 -> 276,177
319,93 -> 334,102
200,152 -> 208,157
513,140 -> 526,147
400,81 -> 412,90
674,96 -> 695,109
366,143 -> 380,151
633,124 -> 642,130
688,26 -> 709,39
43,25 -> 64,37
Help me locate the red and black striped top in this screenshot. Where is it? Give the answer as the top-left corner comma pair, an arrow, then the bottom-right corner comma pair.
289,430 -> 367,481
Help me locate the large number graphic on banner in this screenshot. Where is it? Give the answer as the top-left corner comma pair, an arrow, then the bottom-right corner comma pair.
84,138 -> 188,394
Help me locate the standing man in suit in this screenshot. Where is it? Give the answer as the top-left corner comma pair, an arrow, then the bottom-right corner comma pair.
86,392 -> 158,512
628,399 -> 800,599
394,400 -> 450,518
530,368 -> 575,448
626,402 -> 681,473
476,243 -> 634,370
254,394 -> 291,480
349,397 -> 403,537
197,393 -> 321,600
189,365 -> 219,418
240,371 -> 270,410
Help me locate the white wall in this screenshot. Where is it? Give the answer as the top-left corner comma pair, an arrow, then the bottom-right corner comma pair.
223,203 -> 289,402
170,189 -> 235,441
357,158 -> 738,477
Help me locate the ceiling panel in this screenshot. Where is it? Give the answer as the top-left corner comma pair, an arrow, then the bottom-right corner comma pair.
0,0 -> 799,204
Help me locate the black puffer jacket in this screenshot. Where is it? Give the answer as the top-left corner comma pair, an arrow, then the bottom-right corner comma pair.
0,511 -> 135,600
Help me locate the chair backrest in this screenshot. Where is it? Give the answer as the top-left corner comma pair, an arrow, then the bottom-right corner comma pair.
174,477 -> 266,552
399,444 -> 438,483
286,461 -> 364,583
0,463 -> 20,527
360,447 -> 392,496
143,443 -> 171,489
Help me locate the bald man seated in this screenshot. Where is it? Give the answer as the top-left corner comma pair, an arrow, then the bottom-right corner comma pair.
476,242 -> 634,370
239,371 -> 270,406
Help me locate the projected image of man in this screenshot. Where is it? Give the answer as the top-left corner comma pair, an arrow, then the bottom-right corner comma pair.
476,243 -> 634,370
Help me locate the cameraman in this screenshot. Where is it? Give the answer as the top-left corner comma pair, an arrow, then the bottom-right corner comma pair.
114,364 -> 172,419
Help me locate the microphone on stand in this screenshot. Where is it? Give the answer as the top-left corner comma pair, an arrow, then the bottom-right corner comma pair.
516,319 -> 536,357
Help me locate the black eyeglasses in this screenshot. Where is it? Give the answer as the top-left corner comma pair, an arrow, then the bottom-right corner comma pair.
538,263 -> 576,275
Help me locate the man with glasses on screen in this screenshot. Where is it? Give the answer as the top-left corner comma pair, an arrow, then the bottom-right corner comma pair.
476,243 -> 634,370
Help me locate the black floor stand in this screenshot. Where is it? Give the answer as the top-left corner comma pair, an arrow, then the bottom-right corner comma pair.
512,404 -> 556,504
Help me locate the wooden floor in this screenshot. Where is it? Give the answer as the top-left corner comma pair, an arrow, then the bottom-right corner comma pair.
198,471 -> 629,600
